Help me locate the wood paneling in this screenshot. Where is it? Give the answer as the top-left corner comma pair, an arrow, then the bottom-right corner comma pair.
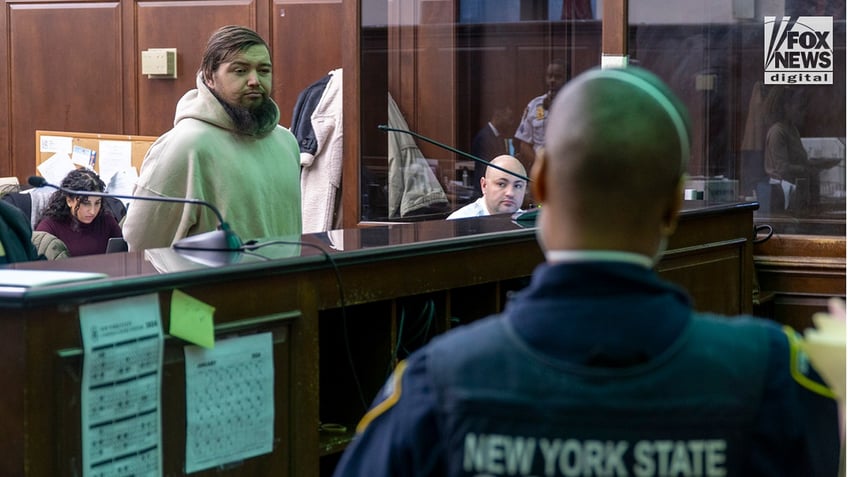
660,203 -> 756,315
136,1 -> 258,136
454,21 -> 601,169
0,302 -> 25,477
8,2 -> 124,180
602,0 -> 627,55
0,0 -> 8,177
340,0 -> 361,227
418,0 -> 457,162
0,0 -> 343,180
272,0 -> 343,127
754,234 -> 846,330
387,1 -> 456,163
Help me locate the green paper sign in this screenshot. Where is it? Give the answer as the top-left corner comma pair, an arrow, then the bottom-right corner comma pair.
169,289 -> 215,348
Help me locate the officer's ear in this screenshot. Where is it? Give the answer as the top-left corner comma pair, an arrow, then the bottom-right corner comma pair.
660,175 -> 685,238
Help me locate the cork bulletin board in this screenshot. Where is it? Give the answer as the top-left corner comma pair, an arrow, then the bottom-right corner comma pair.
35,130 -> 158,185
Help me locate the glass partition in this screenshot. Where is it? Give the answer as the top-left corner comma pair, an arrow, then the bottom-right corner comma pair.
629,0 -> 845,235
359,0 -> 845,236
359,0 -> 602,222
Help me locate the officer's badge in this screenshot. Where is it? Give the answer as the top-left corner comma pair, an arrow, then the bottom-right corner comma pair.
535,105 -> 545,120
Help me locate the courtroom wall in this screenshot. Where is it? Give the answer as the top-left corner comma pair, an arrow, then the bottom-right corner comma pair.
0,0 -> 344,181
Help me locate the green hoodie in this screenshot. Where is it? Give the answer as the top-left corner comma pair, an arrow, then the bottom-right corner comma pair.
123,74 -> 302,251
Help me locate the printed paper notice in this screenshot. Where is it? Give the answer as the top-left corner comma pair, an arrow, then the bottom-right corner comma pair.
80,293 -> 164,477
37,152 -> 76,186
39,135 -> 73,154
184,332 -> 275,473
98,140 -> 133,186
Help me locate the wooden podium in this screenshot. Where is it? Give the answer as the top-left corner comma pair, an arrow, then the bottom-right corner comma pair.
0,202 -> 756,476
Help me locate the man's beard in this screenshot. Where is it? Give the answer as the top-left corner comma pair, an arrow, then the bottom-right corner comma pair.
212,91 -> 278,135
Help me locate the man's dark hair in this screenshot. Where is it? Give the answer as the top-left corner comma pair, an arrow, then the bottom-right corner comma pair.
200,25 -> 270,83
549,58 -> 570,78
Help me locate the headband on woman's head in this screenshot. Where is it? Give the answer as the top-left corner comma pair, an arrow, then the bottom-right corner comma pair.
581,68 -> 691,173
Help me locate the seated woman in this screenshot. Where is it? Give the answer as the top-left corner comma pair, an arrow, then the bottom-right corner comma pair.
35,169 -> 122,256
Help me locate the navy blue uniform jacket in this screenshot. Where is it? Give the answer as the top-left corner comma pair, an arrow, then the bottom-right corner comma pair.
332,261 -> 840,477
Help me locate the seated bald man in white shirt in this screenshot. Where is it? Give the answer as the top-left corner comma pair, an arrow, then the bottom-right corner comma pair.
447,155 -> 527,220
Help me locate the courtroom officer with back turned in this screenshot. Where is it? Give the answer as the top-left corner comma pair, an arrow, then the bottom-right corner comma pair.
330,66 -> 840,477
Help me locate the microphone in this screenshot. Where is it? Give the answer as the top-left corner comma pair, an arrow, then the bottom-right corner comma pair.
377,125 -> 538,224
377,125 -> 531,182
27,176 -> 243,252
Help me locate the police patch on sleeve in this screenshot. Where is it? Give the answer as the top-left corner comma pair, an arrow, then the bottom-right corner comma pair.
355,360 -> 408,434
783,326 -> 838,399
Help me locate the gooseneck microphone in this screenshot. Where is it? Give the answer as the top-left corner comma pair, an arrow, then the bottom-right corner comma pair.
377,125 -> 531,182
27,176 -> 243,251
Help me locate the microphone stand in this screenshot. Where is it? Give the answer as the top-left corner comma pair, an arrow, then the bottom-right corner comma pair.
377,125 -> 538,224
377,125 -> 531,182
28,177 -> 243,252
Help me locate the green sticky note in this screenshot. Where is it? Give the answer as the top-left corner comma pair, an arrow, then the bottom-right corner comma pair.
169,289 -> 215,348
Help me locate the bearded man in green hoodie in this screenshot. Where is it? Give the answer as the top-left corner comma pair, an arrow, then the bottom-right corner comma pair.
124,25 -> 302,251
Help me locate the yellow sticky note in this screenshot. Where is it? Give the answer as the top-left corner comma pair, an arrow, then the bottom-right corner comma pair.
169,289 -> 215,349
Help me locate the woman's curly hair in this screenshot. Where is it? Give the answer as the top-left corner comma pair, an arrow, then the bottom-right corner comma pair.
40,169 -> 107,230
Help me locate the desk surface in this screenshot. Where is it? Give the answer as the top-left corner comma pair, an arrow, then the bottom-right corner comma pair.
0,201 -> 757,309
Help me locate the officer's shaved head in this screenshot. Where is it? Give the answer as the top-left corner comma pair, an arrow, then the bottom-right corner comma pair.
532,67 -> 691,256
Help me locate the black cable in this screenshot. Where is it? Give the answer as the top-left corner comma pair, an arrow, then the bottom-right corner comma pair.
239,248 -> 273,261
388,307 -> 406,377
387,299 -> 438,376
244,239 -> 369,411
401,300 -> 434,354
753,224 -> 774,244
